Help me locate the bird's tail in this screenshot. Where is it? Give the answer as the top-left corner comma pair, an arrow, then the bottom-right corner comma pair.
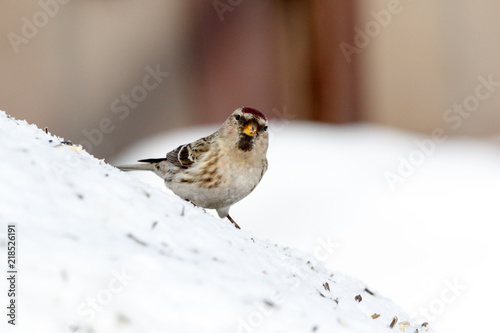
116,163 -> 155,172
116,158 -> 166,172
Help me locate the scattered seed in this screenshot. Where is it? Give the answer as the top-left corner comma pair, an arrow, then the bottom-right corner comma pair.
264,300 -> 275,307
337,317 -> 350,327
55,140 -> 83,152
116,313 -> 130,324
364,288 -> 375,296
127,233 -> 147,247
354,294 -> 362,302
151,221 -> 158,229
64,233 -> 78,241
317,290 -> 325,298
312,326 -> 318,332
69,144 -> 83,153
76,193 -> 84,200
399,321 -> 410,332
421,322 -> 428,327
333,298 -> 339,304
323,282 -> 330,291
44,127 -> 48,134
67,323 -> 81,332
389,316 -> 398,328
371,313 -> 380,319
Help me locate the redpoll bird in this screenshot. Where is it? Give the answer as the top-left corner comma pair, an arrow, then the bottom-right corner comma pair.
118,107 -> 269,229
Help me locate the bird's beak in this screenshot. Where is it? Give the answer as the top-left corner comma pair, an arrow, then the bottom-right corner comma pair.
243,122 -> 257,137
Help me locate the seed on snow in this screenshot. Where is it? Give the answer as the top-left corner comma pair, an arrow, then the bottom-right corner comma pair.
364,288 -> 375,296
399,321 -> 410,332
390,316 -> 398,328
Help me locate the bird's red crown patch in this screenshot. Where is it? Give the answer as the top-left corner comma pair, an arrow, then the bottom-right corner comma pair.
242,107 -> 267,121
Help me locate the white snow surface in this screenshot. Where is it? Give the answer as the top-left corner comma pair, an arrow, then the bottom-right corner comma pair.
114,118 -> 500,333
0,111 -> 436,332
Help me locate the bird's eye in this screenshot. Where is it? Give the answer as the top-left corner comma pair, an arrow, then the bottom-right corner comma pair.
263,126 -> 268,131
235,115 -> 241,121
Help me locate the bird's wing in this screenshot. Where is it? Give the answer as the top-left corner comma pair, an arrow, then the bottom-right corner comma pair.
166,132 -> 217,169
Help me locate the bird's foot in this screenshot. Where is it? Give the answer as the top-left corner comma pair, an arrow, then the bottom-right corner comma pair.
227,215 -> 241,229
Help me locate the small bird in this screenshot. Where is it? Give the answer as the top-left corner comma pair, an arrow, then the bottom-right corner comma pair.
117,107 -> 269,229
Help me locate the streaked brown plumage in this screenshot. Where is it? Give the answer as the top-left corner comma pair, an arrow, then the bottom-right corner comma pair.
118,107 -> 269,229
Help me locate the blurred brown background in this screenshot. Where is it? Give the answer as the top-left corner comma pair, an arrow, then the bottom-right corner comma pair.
1,0 -> 499,159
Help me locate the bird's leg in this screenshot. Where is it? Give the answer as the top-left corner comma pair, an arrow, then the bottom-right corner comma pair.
227,215 -> 241,229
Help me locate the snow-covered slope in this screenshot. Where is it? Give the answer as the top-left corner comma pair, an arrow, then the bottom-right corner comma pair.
0,110 -> 433,333
115,118 -> 500,333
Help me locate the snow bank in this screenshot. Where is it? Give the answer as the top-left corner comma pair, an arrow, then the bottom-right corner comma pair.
0,111 -> 433,333
115,118 -> 500,333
